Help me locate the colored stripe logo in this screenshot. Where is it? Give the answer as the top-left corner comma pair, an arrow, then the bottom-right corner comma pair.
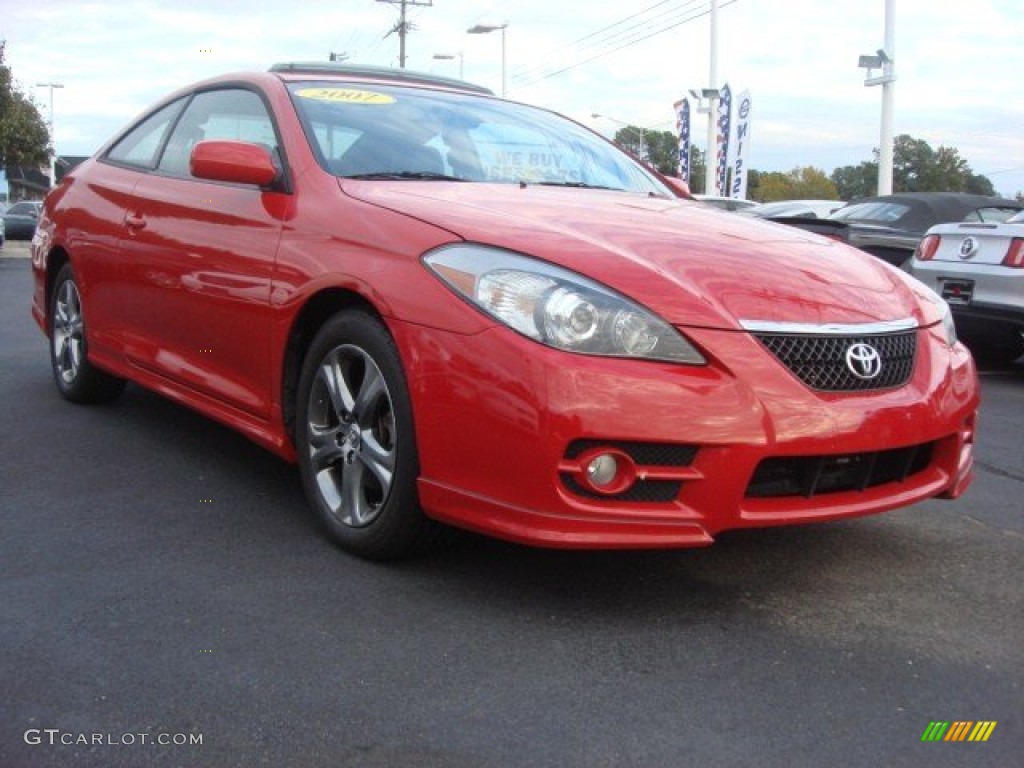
921,721 -> 996,742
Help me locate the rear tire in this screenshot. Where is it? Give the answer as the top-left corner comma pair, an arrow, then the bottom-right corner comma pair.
295,310 -> 441,560
49,264 -> 126,404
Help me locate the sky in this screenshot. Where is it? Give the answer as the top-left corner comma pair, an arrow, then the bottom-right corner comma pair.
2,0 -> 1022,197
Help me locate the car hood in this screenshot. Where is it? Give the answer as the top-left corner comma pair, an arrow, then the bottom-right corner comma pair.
343,182 -> 936,330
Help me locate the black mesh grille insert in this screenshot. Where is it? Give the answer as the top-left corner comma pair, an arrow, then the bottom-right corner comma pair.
564,440 -> 697,466
562,475 -> 683,503
754,331 -> 916,391
746,442 -> 934,498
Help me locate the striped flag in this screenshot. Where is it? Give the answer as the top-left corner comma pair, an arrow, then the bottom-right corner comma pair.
674,98 -> 691,183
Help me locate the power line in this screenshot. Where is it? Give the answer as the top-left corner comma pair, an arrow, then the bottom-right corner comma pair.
509,0 -> 701,81
516,0 -> 738,87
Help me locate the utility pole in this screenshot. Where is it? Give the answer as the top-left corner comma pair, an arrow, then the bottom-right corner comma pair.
377,0 -> 432,68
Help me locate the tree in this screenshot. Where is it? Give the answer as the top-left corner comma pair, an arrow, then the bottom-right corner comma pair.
831,161 -> 877,200
830,134 -> 997,199
0,41 -> 51,169
753,166 -> 839,202
611,125 -> 705,185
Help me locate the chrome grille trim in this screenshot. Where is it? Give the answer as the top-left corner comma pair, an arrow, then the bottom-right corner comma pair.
739,317 -> 918,335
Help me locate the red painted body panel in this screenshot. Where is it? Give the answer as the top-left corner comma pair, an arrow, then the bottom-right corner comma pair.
30,69 -> 980,550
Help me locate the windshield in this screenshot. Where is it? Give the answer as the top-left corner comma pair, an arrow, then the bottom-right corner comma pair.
287,82 -> 669,195
830,201 -> 910,223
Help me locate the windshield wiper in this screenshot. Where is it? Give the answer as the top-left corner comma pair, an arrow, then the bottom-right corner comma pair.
534,181 -> 623,191
344,171 -> 467,181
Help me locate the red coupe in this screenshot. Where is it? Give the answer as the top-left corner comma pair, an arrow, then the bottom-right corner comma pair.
31,64 -> 979,559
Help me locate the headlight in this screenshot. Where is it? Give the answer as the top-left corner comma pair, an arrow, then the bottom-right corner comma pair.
424,244 -> 705,364
940,301 -> 957,347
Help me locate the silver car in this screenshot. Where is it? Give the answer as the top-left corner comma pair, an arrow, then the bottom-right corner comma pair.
908,209 -> 1024,364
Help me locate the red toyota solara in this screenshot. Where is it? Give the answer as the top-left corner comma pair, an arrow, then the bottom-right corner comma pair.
31,63 -> 979,560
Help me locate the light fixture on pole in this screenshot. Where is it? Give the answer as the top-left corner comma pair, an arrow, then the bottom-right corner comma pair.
467,23 -> 508,97
858,0 -> 896,195
432,52 -> 464,79
35,81 -> 64,188
591,113 -> 654,162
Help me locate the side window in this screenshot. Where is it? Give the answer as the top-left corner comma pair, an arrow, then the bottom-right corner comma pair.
157,89 -> 278,178
10,202 -> 36,216
106,99 -> 187,169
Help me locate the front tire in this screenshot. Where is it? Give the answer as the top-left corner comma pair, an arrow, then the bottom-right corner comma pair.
50,264 -> 126,404
296,311 -> 439,560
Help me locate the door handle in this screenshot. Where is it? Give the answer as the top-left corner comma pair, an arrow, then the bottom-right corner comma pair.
125,213 -> 146,230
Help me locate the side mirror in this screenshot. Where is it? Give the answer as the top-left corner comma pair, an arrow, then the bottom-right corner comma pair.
190,140 -> 279,188
661,176 -> 691,198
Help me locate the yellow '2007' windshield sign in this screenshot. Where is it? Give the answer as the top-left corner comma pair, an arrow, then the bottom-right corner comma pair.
295,88 -> 395,105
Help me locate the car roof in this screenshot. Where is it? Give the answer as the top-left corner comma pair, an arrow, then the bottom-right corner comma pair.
839,192 -> 1023,230
268,62 -> 494,96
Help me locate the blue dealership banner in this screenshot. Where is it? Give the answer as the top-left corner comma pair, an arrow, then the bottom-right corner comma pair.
715,83 -> 732,196
674,98 -> 691,183
731,90 -> 752,199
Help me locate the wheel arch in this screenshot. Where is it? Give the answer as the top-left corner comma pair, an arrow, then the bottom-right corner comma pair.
281,287 -> 388,447
43,245 -> 72,336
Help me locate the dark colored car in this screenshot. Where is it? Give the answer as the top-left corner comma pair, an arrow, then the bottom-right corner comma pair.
29,64 -> 979,561
829,193 -> 1023,267
2,200 -> 44,240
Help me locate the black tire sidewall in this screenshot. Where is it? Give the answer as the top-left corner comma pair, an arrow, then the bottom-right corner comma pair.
49,264 -> 125,404
295,310 -> 426,560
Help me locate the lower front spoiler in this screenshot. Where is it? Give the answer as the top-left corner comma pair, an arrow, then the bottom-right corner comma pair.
418,430 -> 975,550
419,480 -> 715,549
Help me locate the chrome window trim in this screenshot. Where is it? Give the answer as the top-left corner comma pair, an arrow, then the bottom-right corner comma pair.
739,317 -> 918,335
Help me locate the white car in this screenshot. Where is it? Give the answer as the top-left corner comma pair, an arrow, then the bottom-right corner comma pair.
908,209 -> 1024,364
692,194 -> 760,212
749,199 -> 846,219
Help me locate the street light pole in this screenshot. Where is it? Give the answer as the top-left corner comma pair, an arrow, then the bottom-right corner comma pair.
858,0 -> 896,195
592,113 -> 653,162
467,23 -> 508,97
35,81 -> 64,188
878,0 -> 896,195
432,52 -> 464,79
705,0 -> 719,195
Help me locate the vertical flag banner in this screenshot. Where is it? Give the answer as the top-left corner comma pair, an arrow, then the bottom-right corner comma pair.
731,90 -> 752,199
715,83 -> 732,196
674,98 -> 691,183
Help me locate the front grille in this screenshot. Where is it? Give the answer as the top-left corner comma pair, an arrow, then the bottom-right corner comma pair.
754,331 -> 916,391
746,442 -> 934,498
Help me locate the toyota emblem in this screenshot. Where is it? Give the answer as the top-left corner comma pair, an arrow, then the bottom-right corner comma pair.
845,343 -> 882,380
959,236 -> 978,260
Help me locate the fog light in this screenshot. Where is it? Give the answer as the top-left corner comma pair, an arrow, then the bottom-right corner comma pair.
587,454 -> 619,487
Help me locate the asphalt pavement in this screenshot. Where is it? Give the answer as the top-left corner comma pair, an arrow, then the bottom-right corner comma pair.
1,256 -> 1021,767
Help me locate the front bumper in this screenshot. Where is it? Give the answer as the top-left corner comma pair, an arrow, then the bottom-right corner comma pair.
394,319 -> 979,548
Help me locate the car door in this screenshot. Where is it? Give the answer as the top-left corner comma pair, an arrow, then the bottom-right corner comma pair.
117,87 -> 288,419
